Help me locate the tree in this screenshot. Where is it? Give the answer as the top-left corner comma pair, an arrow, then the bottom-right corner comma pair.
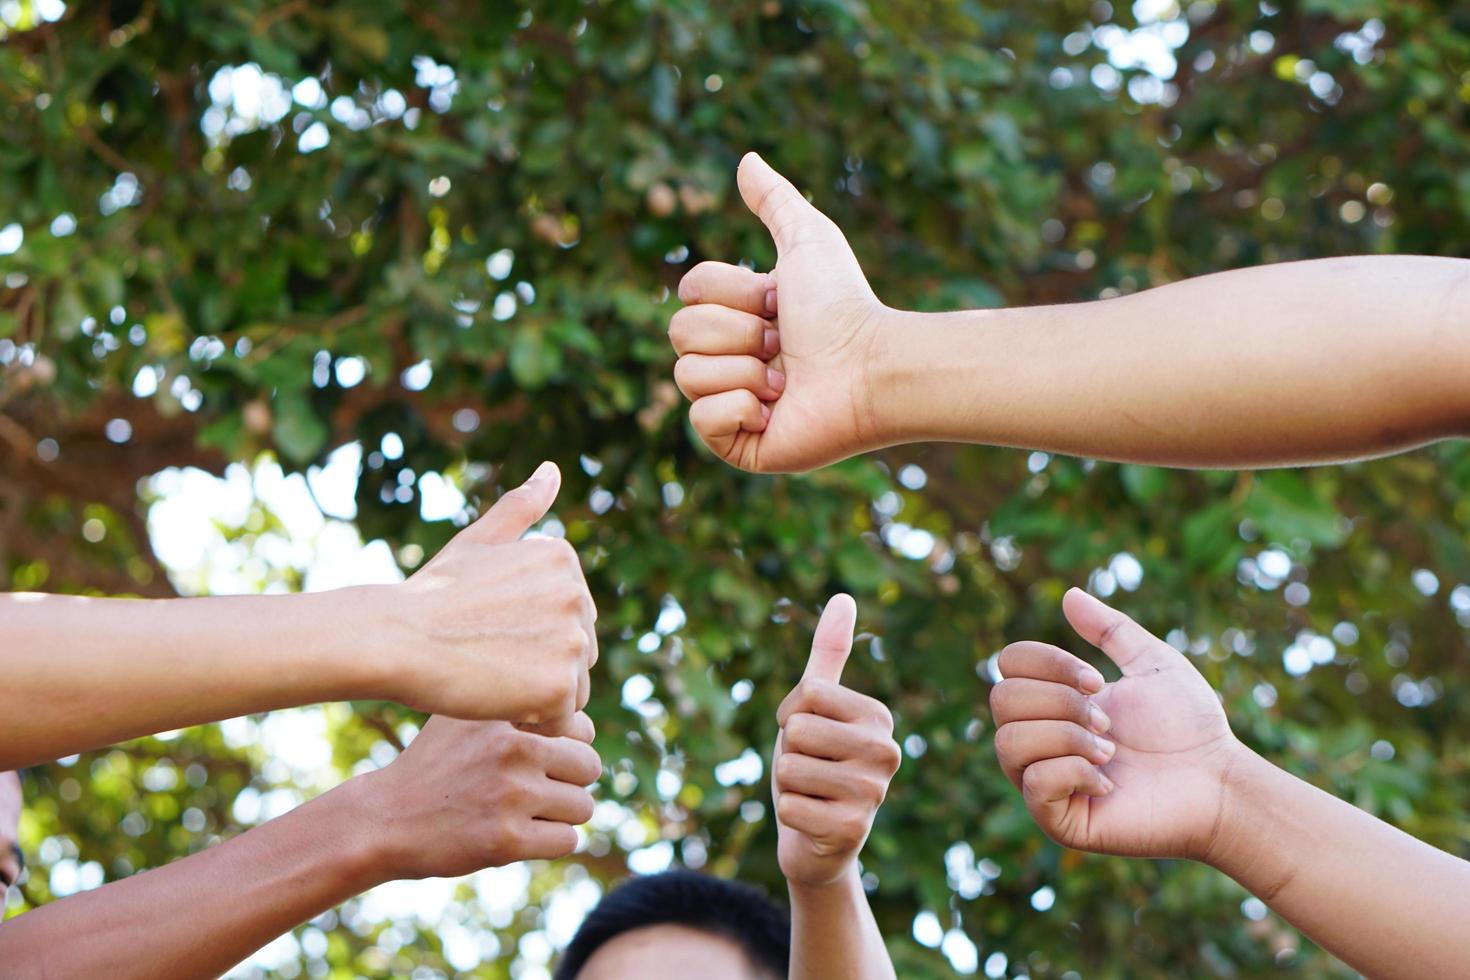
3,1 -> 1468,976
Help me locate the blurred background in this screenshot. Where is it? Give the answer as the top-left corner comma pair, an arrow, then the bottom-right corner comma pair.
2,1 -> 1469,977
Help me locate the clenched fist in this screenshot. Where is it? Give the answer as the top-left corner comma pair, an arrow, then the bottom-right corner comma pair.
990,588 -> 1243,861
773,595 -> 902,889
377,461 -> 598,733
367,713 -> 602,880
670,154 -> 892,473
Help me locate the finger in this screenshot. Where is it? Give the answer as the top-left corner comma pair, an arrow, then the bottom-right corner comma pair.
989,677 -> 1111,734
533,778 -> 596,825
678,260 -> 776,316
575,667 -> 590,714
777,680 -> 890,729
997,641 -> 1105,694
517,819 -> 581,860
994,720 -> 1116,789
775,753 -> 885,804
773,791 -> 833,835
1062,588 -> 1175,676
560,711 -> 596,745
689,390 -> 770,456
673,353 -> 785,401
779,712 -> 881,761
803,593 -> 857,684
1019,755 -> 1114,832
543,735 -> 603,786
462,461 -> 560,545
669,305 -> 779,358
736,151 -> 822,254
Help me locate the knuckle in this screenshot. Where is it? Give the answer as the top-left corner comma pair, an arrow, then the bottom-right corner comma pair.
783,714 -> 811,747
774,753 -> 800,786
775,794 -> 800,825
878,738 -> 902,775
572,791 -> 595,825
838,814 -> 868,845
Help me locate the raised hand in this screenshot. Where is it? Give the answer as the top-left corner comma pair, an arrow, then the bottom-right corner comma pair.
990,588 -> 1242,860
670,154 -> 890,473
387,461 -> 597,733
368,713 -> 601,880
773,595 -> 902,888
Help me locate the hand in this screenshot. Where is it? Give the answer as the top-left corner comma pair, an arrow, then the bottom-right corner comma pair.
366,713 -> 601,880
670,153 -> 889,473
990,588 -> 1245,860
382,461 -> 597,732
773,595 -> 902,889
0,771 -> 21,898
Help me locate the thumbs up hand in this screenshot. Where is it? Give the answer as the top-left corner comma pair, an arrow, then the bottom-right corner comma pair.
670,154 -> 892,473
385,461 -> 597,733
990,589 -> 1243,861
772,595 -> 902,889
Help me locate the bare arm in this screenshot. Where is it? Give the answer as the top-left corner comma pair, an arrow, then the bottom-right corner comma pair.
874,256 -> 1470,468
0,461 -> 597,769
2,589 -> 377,770
668,154 -> 1470,472
774,596 -> 899,980
787,871 -> 892,980
0,714 -> 600,979
1208,750 -> 1470,980
992,589 -> 1470,980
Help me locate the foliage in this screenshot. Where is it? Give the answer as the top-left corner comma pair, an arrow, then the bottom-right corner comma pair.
4,1 -> 1470,977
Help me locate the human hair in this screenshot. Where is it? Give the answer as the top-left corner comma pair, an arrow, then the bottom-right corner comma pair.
554,870 -> 790,979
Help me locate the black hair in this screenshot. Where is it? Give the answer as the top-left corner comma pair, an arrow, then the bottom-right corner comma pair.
555,870 -> 790,979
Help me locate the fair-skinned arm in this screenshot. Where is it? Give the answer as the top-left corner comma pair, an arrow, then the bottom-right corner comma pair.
991,588 -> 1470,980
773,595 -> 901,980
668,153 -> 1470,472
1,460 -> 598,770
0,713 -> 601,979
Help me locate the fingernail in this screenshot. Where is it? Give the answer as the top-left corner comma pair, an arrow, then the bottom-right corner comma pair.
528,460 -> 556,484
766,367 -> 786,392
759,402 -> 772,423
1079,667 -> 1104,694
1088,703 -> 1111,734
1099,773 -> 1116,793
1093,737 -> 1116,762
763,328 -> 780,356
764,288 -> 778,315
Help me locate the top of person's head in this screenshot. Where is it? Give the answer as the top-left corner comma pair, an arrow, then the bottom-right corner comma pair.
554,870 -> 790,980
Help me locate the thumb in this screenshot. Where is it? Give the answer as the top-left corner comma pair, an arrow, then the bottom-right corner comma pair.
1061,587 -> 1173,676
802,593 -> 857,684
737,152 -> 823,254
463,461 -> 561,544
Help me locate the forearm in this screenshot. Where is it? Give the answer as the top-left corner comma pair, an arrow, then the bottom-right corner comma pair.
0,588 -> 390,768
1207,749 -> 1470,979
787,866 -> 895,980
0,775 -> 387,979
875,256 -> 1470,467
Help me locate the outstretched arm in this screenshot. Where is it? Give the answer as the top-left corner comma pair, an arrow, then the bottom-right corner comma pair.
0,714 -> 601,979
991,589 -> 1470,979
669,153 -> 1470,472
774,595 -> 901,980
1,461 -> 597,769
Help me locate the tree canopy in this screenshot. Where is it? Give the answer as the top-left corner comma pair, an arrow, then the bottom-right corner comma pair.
3,1 -> 1469,977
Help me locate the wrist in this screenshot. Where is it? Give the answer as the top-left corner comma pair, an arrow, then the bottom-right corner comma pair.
310,774 -> 398,894
1200,747 -> 1296,888
317,585 -> 401,702
785,858 -> 862,899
